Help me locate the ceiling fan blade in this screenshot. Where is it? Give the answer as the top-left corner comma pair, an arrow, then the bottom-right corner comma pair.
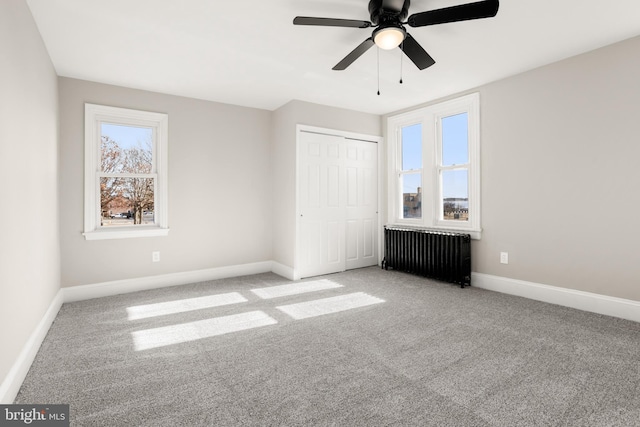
401,34 -> 435,70
293,16 -> 372,28
407,0 -> 499,27
381,0 -> 406,12
333,38 -> 375,70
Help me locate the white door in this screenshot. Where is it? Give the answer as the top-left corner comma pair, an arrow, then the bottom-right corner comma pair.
298,132 -> 346,277
345,139 -> 378,270
298,131 -> 378,278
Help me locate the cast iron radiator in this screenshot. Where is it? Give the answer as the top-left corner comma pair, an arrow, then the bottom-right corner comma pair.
382,226 -> 471,288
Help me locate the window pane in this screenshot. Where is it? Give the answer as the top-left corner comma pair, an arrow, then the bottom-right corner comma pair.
100,177 -> 155,226
101,124 -> 153,173
401,124 -> 422,170
402,173 -> 422,219
442,113 -> 468,166
442,169 -> 468,222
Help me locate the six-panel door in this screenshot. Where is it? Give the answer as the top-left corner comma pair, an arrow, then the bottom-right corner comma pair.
298,131 -> 378,278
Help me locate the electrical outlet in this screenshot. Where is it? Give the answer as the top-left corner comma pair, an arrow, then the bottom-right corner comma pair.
152,251 -> 160,262
500,252 -> 509,264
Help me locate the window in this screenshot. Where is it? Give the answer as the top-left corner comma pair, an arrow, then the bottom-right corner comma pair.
400,124 -> 422,219
84,104 -> 169,240
387,93 -> 480,238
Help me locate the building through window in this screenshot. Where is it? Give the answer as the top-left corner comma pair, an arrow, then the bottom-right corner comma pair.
387,93 -> 481,238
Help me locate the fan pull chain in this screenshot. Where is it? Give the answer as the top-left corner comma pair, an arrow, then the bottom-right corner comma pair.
377,46 -> 380,96
400,40 -> 404,84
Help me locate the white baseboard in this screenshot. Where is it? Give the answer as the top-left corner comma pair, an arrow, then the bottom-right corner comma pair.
0,290 -> 64,404
271,261 -> 295,281
472,272 -> 640,323
63,261 -> 279,303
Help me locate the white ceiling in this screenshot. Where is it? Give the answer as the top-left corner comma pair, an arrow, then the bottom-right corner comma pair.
26,0 -> 640,115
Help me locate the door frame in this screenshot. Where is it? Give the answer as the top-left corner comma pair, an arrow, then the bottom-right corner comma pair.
294,124 -> 384,281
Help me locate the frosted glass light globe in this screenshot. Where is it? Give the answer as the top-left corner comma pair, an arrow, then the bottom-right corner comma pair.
374,27 -> 405,50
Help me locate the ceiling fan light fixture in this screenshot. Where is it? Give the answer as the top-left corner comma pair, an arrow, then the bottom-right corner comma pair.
294,0 -> 500,70
373,25 -> 406,50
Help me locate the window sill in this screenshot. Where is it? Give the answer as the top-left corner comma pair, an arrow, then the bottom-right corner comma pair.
83,226 -> 170,240
387,223 -> 481,240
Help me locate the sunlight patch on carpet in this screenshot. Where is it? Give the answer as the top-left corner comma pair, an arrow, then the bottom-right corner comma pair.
127,292 -> 248,320
276,292 -> 385,320
131,311 -> 277,351
251,279 -> 343,299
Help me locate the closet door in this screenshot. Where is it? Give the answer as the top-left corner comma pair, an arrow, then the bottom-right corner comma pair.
345,140 -> 378,270
298,132 -> 347,278
298,131 -> 378,279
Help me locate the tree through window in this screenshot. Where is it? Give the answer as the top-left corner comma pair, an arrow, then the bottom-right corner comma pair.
99,124 -> 155,226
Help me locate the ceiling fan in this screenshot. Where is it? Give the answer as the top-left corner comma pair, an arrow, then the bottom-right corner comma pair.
293,0 -> 499,71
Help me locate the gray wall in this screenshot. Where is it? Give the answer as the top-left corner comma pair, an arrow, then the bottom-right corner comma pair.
386,35 -> 640,302
58,78 -> 272,287
0,0 -> 60,388
475,35 -> 640,301
271,100 -> 381,271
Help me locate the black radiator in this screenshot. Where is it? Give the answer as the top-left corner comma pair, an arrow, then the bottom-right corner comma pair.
382,226 -> 471,288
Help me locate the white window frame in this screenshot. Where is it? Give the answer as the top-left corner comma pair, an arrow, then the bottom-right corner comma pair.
387,93 -> 481,239
83,103 -> 169,240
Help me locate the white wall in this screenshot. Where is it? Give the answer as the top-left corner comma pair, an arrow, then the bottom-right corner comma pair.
0,0 -> 60,390
386,35 -> 640,302
271,100 -> 381,270
58,78 -> 272,287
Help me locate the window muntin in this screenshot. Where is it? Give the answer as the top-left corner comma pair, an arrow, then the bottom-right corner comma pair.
387,93 -> 480,238
84,104 -> 168,240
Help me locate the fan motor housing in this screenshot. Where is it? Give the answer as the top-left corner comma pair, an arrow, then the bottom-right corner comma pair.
368,0 -> 410,25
